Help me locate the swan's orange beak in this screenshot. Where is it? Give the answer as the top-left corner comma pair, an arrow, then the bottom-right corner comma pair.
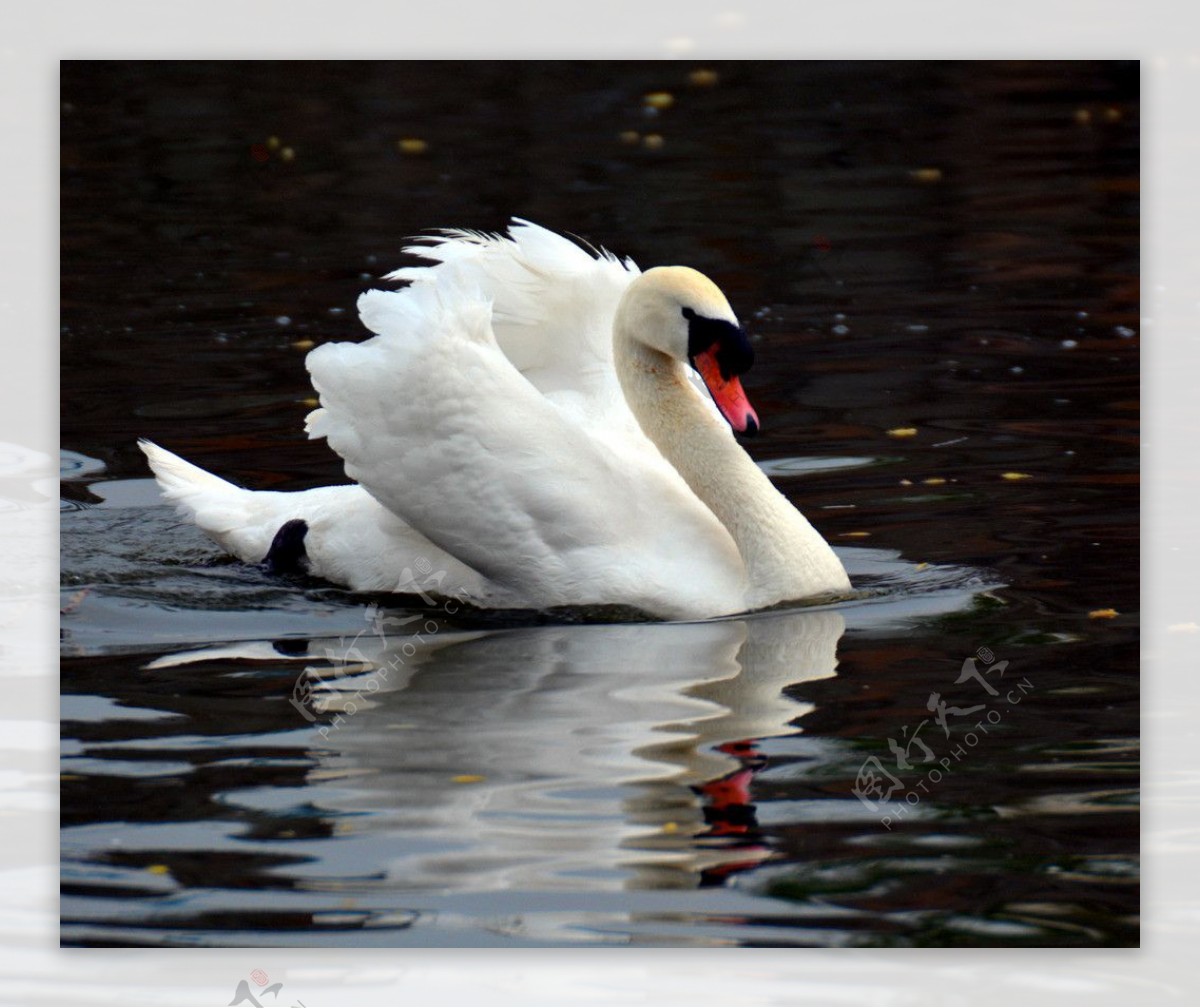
693,346 -> 760,435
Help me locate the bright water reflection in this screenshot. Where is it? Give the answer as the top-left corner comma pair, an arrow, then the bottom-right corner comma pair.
158,609 -> 846,894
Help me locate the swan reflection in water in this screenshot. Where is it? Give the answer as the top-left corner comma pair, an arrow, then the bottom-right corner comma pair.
154,606 -> 845,893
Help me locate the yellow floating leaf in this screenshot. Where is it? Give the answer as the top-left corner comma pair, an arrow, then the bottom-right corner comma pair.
887,427 -> 918,438
922,477 -> 947,485
452,774 -> 485,784
914,562 -> 929,571
663,821 -> 679,833
1089,608 -> 1119,619
840,531 -> 872,538
687,69 -> 719,87
642,133 -> 665,150
908,167 -> 943,183
643,91 -> 675,110
1001,471 -> 1032,481
291,338 -> 315,350
266,135 -> 281,151
146,864 -> 171,875
279,146 -> 295,162
301,396 -> 320,407
397,137 -> 429,155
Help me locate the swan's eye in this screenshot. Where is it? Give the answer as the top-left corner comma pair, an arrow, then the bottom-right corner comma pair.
681,307 -> 696,320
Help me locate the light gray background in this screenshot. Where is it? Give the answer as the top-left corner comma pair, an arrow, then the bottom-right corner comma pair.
7,1 -> 1191,1004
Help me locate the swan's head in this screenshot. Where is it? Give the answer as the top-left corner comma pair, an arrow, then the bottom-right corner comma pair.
620,266 -> 760,435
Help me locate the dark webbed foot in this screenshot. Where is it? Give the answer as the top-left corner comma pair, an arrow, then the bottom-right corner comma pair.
263,518 -> 309,575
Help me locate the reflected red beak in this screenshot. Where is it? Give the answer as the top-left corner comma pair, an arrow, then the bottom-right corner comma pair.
692,346 -> 760,435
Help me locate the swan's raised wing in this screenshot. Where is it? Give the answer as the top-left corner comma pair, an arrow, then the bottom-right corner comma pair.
386,218 -> 725,429
304,274 -> 746,619
383,219 -> 645,430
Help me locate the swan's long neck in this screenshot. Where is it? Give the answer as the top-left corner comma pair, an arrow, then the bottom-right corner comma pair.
614,334 -> 850,608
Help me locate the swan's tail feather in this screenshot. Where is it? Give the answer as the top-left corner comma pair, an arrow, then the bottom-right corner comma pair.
138,439 -> 268,561
139,439 -> 240,501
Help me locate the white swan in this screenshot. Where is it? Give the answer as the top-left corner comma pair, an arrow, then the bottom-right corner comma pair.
141,219 -> 850,620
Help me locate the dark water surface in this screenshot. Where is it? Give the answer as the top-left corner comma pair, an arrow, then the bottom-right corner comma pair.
60,61 -> 1138,947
